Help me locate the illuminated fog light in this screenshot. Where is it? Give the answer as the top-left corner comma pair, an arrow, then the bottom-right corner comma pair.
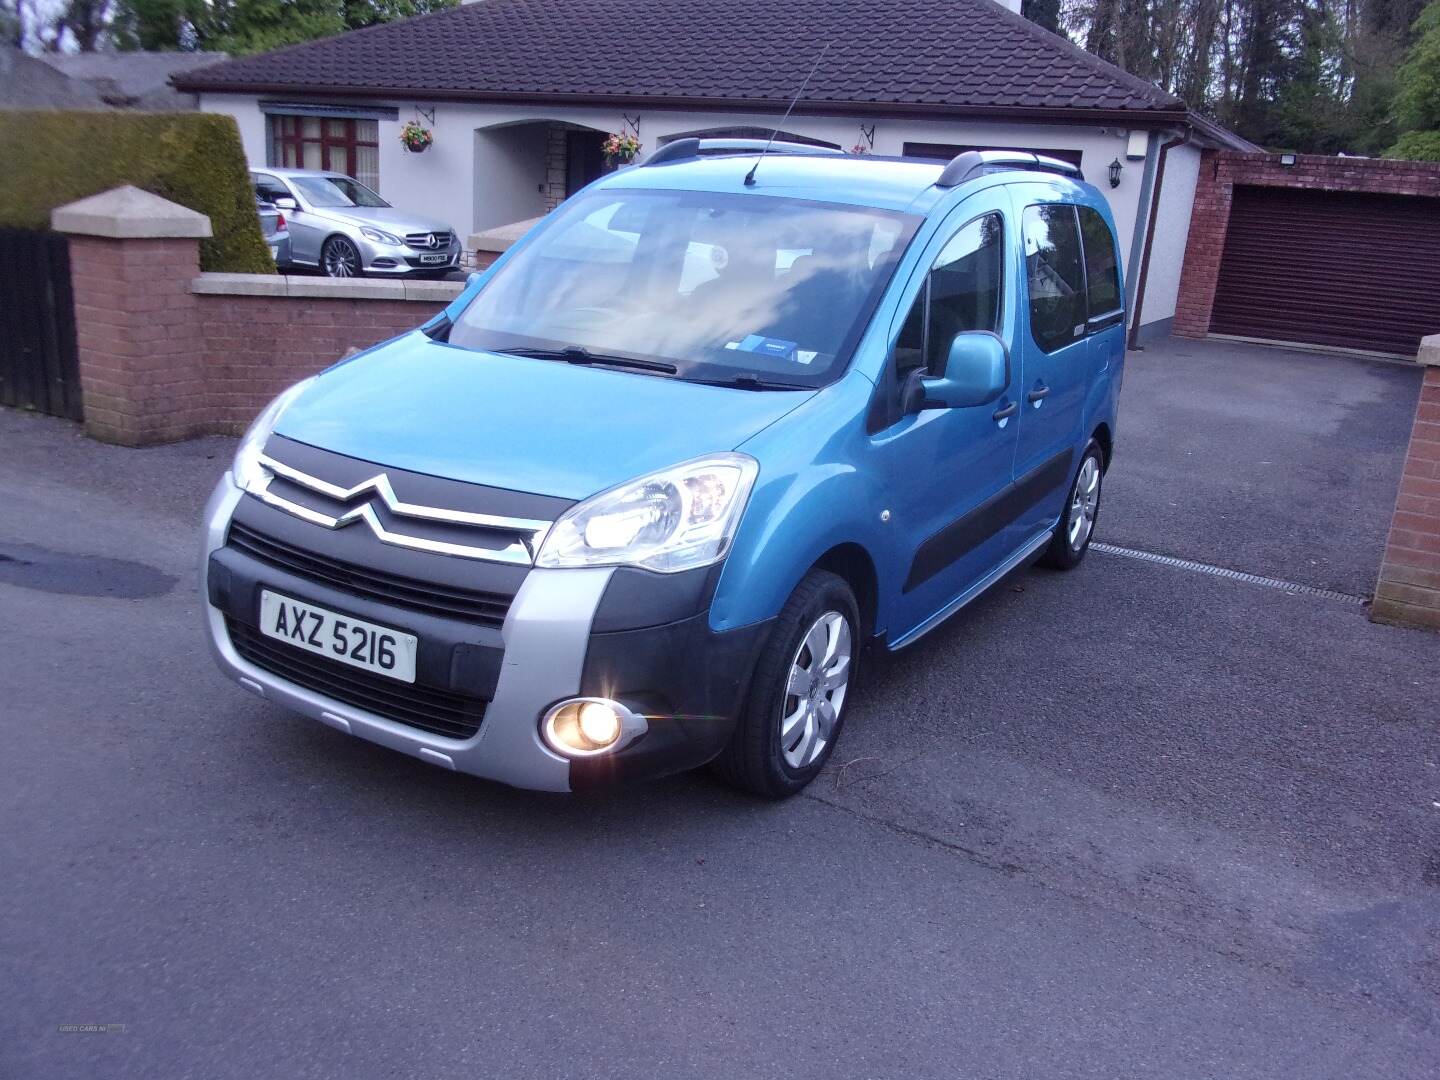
541,698 -> 644,758
578,701 -> 621,745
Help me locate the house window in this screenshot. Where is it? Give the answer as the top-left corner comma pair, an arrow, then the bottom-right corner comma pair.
269,116 -> 380,190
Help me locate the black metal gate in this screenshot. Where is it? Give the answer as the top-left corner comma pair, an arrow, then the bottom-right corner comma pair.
0,229 -> 82,420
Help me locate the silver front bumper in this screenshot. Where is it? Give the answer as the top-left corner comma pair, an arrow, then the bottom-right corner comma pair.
357,235 -> 459,275
201,475 -> 615,792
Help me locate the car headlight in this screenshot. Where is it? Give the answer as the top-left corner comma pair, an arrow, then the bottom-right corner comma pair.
231,377 -> 316,492
360,227 -> 402,246
535,454 -> 759,573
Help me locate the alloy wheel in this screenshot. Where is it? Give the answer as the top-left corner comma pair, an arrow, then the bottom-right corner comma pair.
1068,455 -> 1101,551
323,239 -> 360,278
779,610 -> 852,770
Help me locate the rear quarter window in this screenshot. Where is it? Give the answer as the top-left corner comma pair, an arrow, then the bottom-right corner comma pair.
1078,206 -> 1122,317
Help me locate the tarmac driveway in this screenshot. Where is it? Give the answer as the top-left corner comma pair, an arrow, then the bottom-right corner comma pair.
1,338 -> 1436,1079
1101,336 -> 1423,595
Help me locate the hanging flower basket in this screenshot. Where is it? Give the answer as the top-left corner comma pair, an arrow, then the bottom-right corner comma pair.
849,142 -> 870,155
603,131 -> 641,164
400,120 -> 433,153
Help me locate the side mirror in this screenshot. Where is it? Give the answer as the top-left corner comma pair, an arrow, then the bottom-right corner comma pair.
916,332 -> 1008,410
272,197 -> 298,211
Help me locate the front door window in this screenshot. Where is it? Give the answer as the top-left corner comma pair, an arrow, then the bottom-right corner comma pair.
893,212 -> 1005,404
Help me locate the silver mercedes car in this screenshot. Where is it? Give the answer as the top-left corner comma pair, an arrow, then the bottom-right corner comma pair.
250,167 -> 460,279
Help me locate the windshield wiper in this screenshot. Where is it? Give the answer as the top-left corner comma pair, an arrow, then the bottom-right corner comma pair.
497,345 -> 677,374
693,373 -> 810,391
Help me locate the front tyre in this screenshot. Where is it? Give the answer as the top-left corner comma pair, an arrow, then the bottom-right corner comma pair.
1042,440 -> 1104,570
321,236 -> 363,278
713,570 -> 859,798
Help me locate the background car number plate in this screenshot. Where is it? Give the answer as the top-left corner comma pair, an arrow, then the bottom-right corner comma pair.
268,244 -> 279,258
419,253 -> 448,264
259,590 -> 417,683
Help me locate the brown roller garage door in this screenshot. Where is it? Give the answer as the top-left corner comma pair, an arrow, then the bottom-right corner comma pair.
1209,185 -> 1440,356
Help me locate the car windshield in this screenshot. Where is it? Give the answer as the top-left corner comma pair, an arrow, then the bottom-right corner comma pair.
292,176 -> 390,209
448,188 -> 920,387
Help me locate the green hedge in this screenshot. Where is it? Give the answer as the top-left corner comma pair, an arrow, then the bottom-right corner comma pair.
0,110 -> 274,273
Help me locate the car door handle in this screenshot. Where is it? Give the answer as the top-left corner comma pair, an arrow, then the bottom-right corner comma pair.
992,401 -> 1018,421
1027,386 -> 1050,403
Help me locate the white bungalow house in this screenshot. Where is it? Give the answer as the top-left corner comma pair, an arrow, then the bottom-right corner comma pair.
176,0 -> 1253,342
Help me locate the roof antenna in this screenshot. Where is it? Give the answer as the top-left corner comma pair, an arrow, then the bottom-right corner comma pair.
744,42 -> 831,187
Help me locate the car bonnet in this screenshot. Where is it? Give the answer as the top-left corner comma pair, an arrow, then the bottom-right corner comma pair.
272,333 -> 817,501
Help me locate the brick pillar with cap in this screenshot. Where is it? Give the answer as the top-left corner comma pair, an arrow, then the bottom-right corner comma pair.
52,185 -> 210,446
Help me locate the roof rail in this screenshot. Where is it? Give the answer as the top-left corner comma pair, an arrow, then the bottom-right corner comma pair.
641,137 -> 846,167
934,149 -> 1084,188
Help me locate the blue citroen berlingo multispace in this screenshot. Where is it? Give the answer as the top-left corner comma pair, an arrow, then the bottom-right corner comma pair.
202,141 -> 1126,797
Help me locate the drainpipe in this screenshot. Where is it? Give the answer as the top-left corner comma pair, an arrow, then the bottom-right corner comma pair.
1127,130 -> 1187,350
1123,132 -> 1159,313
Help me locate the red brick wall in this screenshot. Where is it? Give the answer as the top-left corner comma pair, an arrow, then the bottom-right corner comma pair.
1174,152 -> 1440,338
1372,366 -> 1440,629
66,232 -> 448,444
196,295 -> 444,434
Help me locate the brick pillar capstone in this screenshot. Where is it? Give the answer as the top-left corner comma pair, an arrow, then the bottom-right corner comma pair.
1371,334 -> 1440,630
52,185 -> 210,446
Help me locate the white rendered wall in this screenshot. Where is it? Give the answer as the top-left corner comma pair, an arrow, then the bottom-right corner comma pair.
471,122 -> 551,231
202,92 -> 266,162
1137,141 -> 1201,328
200,92 -> 1184,319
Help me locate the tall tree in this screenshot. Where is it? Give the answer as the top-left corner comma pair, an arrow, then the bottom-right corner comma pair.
189,0 -> 456,54
0,0 -> 21,45
1035,0 -> 1431,150
54,0 -> 113,50
109,0 -> 197,50
1387,0 -> 1440,155
1022,0 -> 1064,34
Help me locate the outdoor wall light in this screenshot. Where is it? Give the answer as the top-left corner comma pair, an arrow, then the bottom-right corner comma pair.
1279,153 -> 1297,166
1107,158 -> 1123,188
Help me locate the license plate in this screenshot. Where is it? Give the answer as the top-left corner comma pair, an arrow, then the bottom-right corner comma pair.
268,244 -> 279,258
259,590 -> 417,683
419,253 -> 448,264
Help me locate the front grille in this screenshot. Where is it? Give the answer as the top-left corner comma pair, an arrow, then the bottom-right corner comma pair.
227,618 -> 486,739
404,230 -> 454,250
227,521 -> 511,628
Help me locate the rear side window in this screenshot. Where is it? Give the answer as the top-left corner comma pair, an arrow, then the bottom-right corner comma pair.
895,212 -> 1004,378
253,173 -> 291,203
1078,206 -> 1121,318
1022,204 -> 1086,353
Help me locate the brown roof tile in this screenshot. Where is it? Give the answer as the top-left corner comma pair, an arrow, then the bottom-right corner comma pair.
175,0 -> 1183,116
